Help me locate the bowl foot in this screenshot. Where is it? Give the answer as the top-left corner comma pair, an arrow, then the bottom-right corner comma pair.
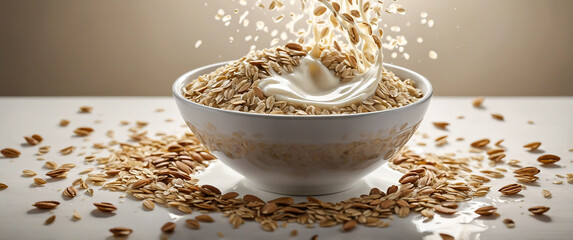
243,179 -> 360,196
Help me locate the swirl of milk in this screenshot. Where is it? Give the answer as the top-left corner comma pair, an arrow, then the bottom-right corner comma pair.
257,54 -> 382,108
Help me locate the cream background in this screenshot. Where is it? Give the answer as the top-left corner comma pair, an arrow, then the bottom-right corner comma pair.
0,0 -> 572,96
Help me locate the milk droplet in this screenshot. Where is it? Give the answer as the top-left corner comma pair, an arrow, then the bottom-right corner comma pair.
429,50 -> 438,59
256,21 -> 265,30
428,19 -> 434,28
195,40 -> 202,48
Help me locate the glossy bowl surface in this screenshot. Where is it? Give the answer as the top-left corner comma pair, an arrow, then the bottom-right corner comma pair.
173,62 -> 432,195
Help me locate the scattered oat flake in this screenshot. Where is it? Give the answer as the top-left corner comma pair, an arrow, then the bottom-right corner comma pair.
432,122 -> 449,129
1,148 -> 20,158
61,163 -> 75,169
79,106 -> 92,113
342,220 -> 357,232
528,206 -> 550,215
491,113 -> 504,121
471,138 -> 490,148
93,202 -> 117,212
136,121 -> 148,127
217,232 -> 224,238
59,119 -> 70,127
503,218 -> 515,228
474,206 -> 497,216
508,159 -> 521,167
38,146 -> 51,154
106,130 -> 114,138
22,169 -> 37,177
109,227 -> 133,237
527,120 -> 534,124
45,161 -> 58,170
435,135 -> 448,142
24,136 -> 40,145
196,215 -> 214,223
523,142 -> 541,150
33,201 -> 60,209
34,178 -> 47,185
185,219 -> 200,229
143,199 -> 155,210
553,181 -> 563,184
161,222 -> 176,233
436,138 -> 448,147
498,184 -> 522,195
60,146 -> 76,155
290,229 -> 298,236
44,215 -> 56,225
79,168 -> 94,174
537,154 -> 560,164
63,186 -> 78,198
473,96 -> 485,107
541,189 -> 552,198
73,210 -> 82,220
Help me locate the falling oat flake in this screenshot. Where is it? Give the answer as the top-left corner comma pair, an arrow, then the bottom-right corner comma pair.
428,19 -> 435,28
429,50 -> 438,60
386,3 -> 406,15
205,0 -> 437,62
195,40 -> 203,48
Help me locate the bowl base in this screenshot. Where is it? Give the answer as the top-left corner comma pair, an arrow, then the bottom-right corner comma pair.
244,179 -> 359,196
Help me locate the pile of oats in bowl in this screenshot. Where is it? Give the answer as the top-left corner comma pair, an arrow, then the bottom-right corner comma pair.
183,43 -> 422,115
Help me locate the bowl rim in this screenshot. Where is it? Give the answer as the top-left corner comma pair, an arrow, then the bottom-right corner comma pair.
172,61 -> 433,120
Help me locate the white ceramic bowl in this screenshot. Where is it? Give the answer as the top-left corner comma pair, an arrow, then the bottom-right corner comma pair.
173,62 -> 432,195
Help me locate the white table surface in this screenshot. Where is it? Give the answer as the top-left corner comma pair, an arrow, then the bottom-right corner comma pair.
0,97 -> 572,240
